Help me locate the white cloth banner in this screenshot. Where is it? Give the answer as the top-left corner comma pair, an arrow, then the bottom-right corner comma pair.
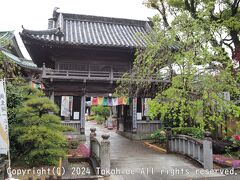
61,96 -> 70,117
144,98 -> 151,116
0,80 -> 9,154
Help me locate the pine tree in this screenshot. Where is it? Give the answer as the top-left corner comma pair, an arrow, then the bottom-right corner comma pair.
12,93 -> 68,166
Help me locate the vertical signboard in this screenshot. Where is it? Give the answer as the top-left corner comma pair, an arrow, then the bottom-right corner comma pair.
0,80 -> 9,154
144,98 -> 151,116
132,97 -> 137,131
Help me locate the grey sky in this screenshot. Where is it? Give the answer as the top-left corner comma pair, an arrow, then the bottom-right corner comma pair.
0,0 -> 157,59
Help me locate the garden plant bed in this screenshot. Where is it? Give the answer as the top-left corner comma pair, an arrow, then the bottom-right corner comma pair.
67,144 -> 90,157
143,141 -> 167,153
213,154 -> 240,169
212,140 -> 235,154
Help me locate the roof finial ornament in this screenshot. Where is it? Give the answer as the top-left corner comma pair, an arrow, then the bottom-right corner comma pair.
53,7 -> 60,19
21,25 -> 26,33
54,27 -> 64,38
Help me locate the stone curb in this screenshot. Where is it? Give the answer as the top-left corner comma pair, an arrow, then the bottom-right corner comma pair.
143,141 -> 167,154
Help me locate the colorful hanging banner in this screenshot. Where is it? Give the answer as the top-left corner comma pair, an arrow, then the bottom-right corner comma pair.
98,97 -> 104,105
123,97 -> 129,105
118,97 -> 124,105
108,98 -> 113,106
91,97 -> 98,106
90,96 -> 130,106
31,81 -> 45,90
112,98 -> 118,106
0,79 -> 9,155
102,97 -> 108,106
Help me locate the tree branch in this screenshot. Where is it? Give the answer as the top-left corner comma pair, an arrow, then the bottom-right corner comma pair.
232,0 -> 240,16
156,0 -> 170,28
184,0 -> 197,18
222,41 -> 234,55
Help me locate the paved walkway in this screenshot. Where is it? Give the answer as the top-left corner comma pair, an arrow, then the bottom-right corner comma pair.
85,121 -> 228,180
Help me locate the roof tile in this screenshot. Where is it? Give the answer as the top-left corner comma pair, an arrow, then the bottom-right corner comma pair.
21,12 -> 151,48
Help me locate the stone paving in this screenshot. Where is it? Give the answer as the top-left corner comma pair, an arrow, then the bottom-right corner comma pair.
85,121 -> 240,180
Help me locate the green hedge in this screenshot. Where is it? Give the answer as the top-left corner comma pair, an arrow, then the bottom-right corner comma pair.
172,127 -> 204,139
151,129 -> 167,143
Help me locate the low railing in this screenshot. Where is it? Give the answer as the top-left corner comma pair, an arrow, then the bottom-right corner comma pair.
136,120 -> 163,133
89,128 -> 110,177
61,121 -> 81,132
42,64 -> 169,83
166,129 -> 213,169
42,65 -> 125,81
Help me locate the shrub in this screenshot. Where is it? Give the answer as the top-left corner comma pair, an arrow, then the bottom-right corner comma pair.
172,127 -> 204,139
91,106 -> 109,119
68,140 -> 79,149
151,129 -> 167,143
224,135 -> 240,158
95,115 -> 105,124
89,115 -> 96,120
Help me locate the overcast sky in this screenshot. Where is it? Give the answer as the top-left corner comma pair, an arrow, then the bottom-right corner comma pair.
0,0 -> 157,59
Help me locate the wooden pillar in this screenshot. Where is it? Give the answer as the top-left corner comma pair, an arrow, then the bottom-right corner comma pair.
50,91 -> 54,102
42,63 -> 46,76
166,127 -> 172,153
80,95 -> 86,134
132,97 -> 137,133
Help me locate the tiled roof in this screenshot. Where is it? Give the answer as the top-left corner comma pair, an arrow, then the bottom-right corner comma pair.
20,11 -> 151,48
0,31 -> 24,58
0,48 -> 38,69
0,31 -> 15,40
0,31 -> 38,70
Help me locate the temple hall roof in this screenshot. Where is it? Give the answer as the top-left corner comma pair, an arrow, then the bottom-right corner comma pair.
20,9 -> 152,49
0,31 -> 38,70
0,31 -> 24,58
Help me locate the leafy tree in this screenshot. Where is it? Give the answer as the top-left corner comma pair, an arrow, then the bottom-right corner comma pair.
143,0 -> 240,64
116,0 -> 240,136
10,88 -> 68,166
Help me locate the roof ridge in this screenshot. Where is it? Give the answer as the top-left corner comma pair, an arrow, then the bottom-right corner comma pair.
22,28 -> 59,35
64,18 -> 147,27
62,13 -> 149,27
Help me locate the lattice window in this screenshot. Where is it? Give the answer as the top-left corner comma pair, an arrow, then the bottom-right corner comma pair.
58,63 -> 129,72
59,63 -> 88,71
90,65 -> 110,72
112,65 -> 129,72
